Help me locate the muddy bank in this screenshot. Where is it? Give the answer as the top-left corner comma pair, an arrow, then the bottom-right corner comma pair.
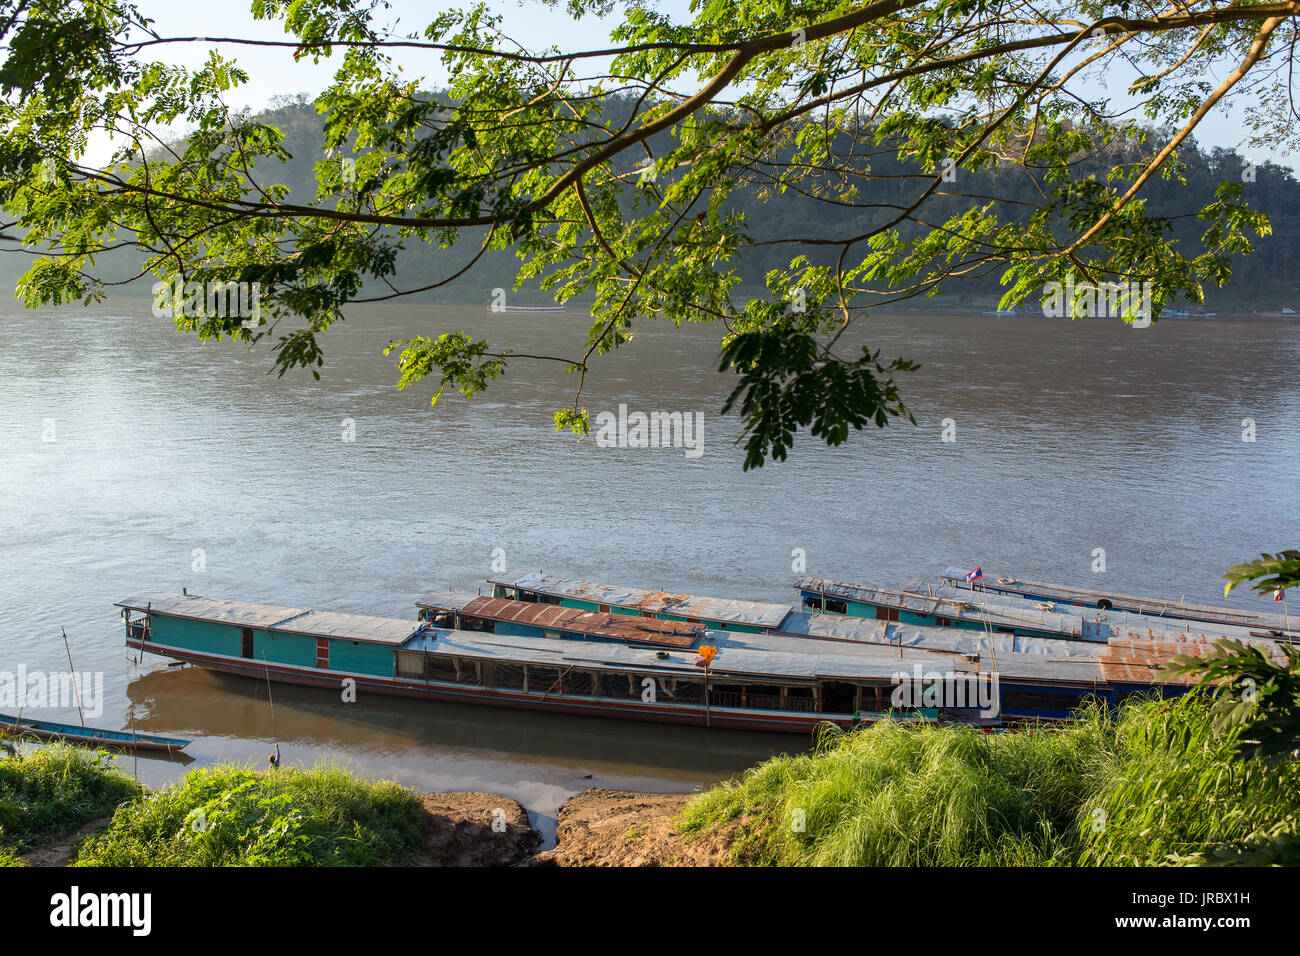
416,786 -> 730,866
528,787 -> 731,867
416,792 -> 541,866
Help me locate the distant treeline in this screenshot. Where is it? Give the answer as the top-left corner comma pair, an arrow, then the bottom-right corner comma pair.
7,93 -> 1299,309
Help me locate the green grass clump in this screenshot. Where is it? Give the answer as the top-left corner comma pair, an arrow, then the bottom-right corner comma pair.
0,742 -> 142,851
76,761 -> 427,866
679,695 -> 1300,866
1079,696 -> 1300,865
680,704 -> 1114,866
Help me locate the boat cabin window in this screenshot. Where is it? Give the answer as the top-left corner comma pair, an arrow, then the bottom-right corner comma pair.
537,593 -> 563,606
460,616 -> 495,633
821,681 -> 857,713
875,606 -> 900,622
1001,690 -> 1090,714
804,595 -> 847,614
241,628 -> 253,659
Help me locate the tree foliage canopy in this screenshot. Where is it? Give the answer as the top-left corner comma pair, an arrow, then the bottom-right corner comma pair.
1,0 -> 1296,466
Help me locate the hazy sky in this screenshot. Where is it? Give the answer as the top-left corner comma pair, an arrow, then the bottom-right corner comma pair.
124,0 -> 1292,170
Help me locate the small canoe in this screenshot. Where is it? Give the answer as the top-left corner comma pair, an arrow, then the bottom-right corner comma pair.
488,305 -> 566,314
0,713 -> 191,753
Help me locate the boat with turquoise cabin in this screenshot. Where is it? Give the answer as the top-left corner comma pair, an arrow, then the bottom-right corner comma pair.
118,591 -> 956,732
938,567 -> 1298,638
416,582 -> 1233,721
792,575 -> 1282,645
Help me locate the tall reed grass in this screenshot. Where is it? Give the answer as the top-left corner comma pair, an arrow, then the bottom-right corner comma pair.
679,694 -> 1300,866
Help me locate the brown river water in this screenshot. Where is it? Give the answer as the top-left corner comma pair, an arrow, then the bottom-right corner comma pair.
2,298 -> 1298,841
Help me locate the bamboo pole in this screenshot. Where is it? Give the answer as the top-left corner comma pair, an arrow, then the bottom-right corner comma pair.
61,628 -> 85,726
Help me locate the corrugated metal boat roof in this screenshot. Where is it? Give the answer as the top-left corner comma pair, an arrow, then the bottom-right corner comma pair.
116,592 -> 309,629
774,609 -> 1098,658
399,626 -> 970,683
940,567 -> 1297,634
911,580 -> 1269,642
117,593 -> 423,645
270,610 -> 424,645
458,596 -> 701,647
415,590 -> 480,612
795,576 -> 1273,645
794,576 -> 1086,636
488,570 -> 793,628
984,650 -> 1105,684
1096,633 -> 1289,684
414,591 -> 977,668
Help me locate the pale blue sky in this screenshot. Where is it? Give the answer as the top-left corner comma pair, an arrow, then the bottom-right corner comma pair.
123,0 -> 1292,170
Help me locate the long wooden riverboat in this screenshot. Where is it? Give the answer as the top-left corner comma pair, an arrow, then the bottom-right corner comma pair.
417,584 -> 1233,721
792,575 -> 1288,645
938,566 -> 1298,638
118,592 -> 955,733
485,569 -> 1277,647
119,565 -> 1273,734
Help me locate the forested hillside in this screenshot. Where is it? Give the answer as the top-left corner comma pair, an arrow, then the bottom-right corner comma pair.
6,93 -> 1299,310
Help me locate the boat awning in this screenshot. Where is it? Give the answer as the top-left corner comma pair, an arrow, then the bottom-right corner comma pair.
414,590 -> 481,612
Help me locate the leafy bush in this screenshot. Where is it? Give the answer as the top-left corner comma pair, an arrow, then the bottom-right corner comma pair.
0,844 -> 26,866
76,762 -> 426,866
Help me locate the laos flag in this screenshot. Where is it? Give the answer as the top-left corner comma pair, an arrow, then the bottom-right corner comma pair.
966,567 -> 983,583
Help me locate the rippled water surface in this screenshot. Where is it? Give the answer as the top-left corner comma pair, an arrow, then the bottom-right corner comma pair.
2,298 -> 1298,837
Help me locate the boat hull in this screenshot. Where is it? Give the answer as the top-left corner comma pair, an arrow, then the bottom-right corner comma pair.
128,638 -> 858,735
0,715 -> 190,753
